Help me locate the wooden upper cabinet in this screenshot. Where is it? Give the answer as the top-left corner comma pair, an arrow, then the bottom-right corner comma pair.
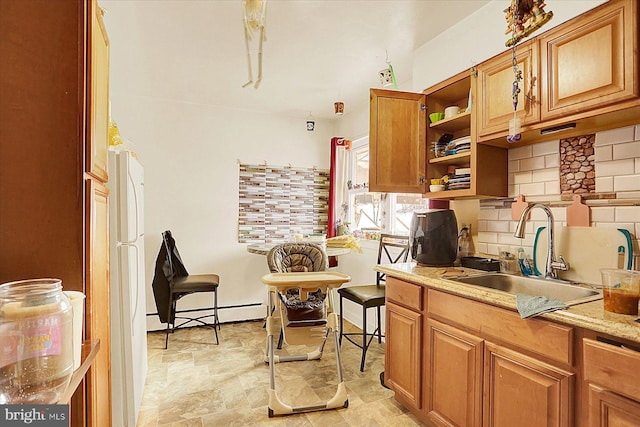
540,0 -> 638,121
473,0 -> 638,146
476,40 -> 540,140
87,0 -> 110,182
369,89 -> 426,193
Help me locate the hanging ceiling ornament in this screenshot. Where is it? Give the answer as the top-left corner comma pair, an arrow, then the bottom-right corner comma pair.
504,0 -> 553,47
378,50 -> 398,89
306,112 -> 315,131
242,0 -> 267,89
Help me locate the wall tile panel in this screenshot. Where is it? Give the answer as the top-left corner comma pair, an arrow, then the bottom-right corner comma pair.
596,159 -> 636,177
509,145 -> 533,160
519,156 -> 545,171
545,154 -> 560,168
595,126 -> 635,146
612,141 -> 640,160
591,207 -> 615,222
532,140 -> 559,156
614,175 -> 640,192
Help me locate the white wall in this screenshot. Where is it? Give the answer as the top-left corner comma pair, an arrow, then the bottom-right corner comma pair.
109,91 -> 336,328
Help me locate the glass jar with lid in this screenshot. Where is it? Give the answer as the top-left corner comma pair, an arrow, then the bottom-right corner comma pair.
0,278 -> 73,404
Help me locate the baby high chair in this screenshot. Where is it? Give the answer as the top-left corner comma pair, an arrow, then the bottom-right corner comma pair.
261,270 -> 351,417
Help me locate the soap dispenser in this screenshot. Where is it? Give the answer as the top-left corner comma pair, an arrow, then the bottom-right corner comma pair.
458,225 -> 471,260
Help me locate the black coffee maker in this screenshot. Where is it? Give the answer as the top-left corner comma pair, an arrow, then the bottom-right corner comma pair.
409,209 -> 458,266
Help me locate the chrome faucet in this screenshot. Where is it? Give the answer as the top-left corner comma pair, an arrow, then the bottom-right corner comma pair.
514,203 -> 568,280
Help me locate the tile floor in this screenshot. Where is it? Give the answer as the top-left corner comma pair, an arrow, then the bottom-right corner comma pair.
137,320 -> 425,426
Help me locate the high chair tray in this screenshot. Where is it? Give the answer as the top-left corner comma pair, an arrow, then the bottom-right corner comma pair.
262,272 -> 351,288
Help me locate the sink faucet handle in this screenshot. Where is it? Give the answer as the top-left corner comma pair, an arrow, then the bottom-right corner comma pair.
551,255 -> 569,271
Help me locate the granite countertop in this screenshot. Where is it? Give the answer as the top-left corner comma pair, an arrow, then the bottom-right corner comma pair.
376,262 -> 640,344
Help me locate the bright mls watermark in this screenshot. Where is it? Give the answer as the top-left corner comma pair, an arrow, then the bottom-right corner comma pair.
1,405 -> 69,426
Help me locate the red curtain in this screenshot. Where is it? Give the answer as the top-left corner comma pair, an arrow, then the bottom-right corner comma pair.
328,137 -> 350,238
327,137 -> 350,267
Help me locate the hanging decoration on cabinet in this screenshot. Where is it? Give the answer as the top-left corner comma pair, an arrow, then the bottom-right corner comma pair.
506,40 -> 523,144
242,0 -> 267,89
378,50 -> 398,89
504,0 -> 552,143
504,0 -> 553,47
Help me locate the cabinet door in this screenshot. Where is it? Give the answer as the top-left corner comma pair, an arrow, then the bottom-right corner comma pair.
476,40 -> 539,139
369,89 -> 426,193
588,385 -> 640,427
540,0 -> 638,121
86,179 -> 111,427
87,0 -> 109,182
484,342 -> 573,427
385,301 -> 422,409
425,319 -> 483,427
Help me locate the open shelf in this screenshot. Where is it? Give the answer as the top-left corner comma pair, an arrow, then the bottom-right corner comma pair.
429,151 -> 471,165
429,111 -> 471,132
423,188 -> 474,199
58,339 -> 100,404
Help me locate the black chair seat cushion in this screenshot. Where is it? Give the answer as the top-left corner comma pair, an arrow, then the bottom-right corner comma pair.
338,285 -> 385,308
279,288 -> 326,324
172,274 -> 220,293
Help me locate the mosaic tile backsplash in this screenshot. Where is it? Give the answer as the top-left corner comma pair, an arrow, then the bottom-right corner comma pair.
238,164 -> 329,243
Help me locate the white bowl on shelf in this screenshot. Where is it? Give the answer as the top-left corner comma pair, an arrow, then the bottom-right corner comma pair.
444,106 -> 460,119
429,184 -> 445,192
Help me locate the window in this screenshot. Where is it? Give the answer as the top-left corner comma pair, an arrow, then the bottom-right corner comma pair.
345,138 -> 428,239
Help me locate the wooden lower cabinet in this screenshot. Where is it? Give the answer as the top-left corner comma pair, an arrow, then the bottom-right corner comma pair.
588,385 -> 640,427
484,342 -> 573,427
385,301 -> 422,409
385,282 -> 580,426
385,280 -> 640,426
86,179 -> 111,427
583,338 -> 640,426
425,319 -> 483,427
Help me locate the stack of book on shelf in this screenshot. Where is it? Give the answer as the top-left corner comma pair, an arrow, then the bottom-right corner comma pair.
448,167 -> 471,190
445,136 -> 471,155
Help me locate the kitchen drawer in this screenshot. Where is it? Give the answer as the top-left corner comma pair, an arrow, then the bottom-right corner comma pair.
386,277 -> 423,312
427,289 -> 573,365
584,338 -> 640,401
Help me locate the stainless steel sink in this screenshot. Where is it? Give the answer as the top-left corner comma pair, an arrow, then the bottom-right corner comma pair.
449,273 -> 602,306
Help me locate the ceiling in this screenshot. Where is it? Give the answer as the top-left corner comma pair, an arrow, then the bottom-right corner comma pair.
101,0 -> 490,120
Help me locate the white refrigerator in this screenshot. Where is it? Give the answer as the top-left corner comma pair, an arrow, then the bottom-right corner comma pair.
108,149 -> 148,427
